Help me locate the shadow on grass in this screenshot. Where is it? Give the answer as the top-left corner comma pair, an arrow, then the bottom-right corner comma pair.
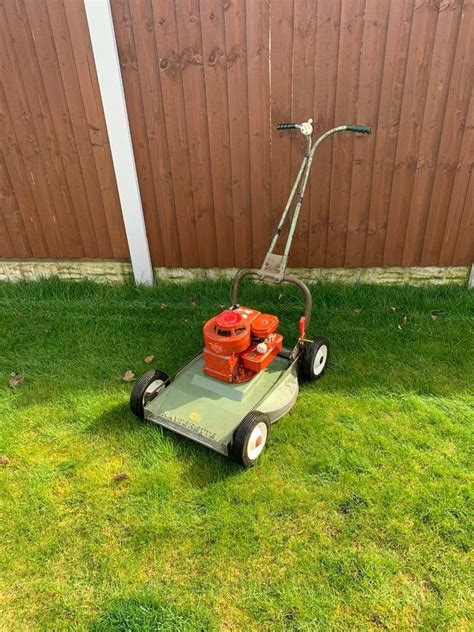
87,403 -> 242,486
90,595 -> 217,631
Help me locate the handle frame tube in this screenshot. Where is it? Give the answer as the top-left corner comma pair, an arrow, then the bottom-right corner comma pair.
231,269 -> 313,335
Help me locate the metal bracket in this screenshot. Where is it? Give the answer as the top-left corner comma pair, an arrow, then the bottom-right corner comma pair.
259,253 -> 288,282
297,118 -> 313,136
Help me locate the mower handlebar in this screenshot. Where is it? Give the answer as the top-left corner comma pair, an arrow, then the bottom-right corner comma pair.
346,125 -> 372,134
276,123 -> 298,130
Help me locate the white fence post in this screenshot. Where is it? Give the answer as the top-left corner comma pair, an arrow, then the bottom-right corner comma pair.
84,0 -> 153,286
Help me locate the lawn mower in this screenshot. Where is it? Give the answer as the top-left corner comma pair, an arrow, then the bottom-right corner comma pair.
130,119 -> 371,467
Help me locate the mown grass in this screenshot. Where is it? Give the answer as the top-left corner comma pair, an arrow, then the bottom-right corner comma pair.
0,278 -> 472,631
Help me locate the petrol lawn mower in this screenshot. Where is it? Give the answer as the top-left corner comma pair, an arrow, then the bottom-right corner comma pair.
130,119 -> 371,467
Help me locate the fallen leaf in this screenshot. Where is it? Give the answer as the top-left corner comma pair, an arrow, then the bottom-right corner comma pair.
144,355 -> 154,364
354,308 -> 361,314
431,314 -> 438,320
160,303 -> 168,309
0,455 -> 10,465
191,301 -> 197,308
403,316 -> 408,324
390,306 -> 397,312
9,373 -> 24,388
122,370 -> 135,383
397,325 -> 402,330
113,472 -> 129,482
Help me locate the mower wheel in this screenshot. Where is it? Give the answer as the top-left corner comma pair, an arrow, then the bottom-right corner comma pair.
230,411 -> 270,468
130,369 -> 170,419
300,336 -> 330,382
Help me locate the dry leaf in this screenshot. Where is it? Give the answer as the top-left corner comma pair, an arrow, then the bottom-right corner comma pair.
397,325 -> 402,330
160,303 -> 168,309
0,455 -> 10,465
9,373 -> 24,388
431,314 -> 438,320
390,306 -> 397,312
191,301 -> 197,308
354,308 -> 361,314
144,355 -> 155,364
122,370 -> 135,383
403,316 -> 408,324
113,472 -> 129,482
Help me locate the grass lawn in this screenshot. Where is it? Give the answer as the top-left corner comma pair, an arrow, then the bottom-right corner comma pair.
0,278 -> 472,631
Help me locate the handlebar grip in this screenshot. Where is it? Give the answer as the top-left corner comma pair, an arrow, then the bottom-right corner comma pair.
276,123 -> 298,130
346,125 -> 372,134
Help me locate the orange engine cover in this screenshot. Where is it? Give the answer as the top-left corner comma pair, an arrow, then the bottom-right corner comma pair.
203,307 -> 283,383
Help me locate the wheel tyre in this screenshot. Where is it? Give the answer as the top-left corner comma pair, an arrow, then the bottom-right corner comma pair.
230,411 -> 270,468
300,336 -> 330,382
130,369 -> 170,419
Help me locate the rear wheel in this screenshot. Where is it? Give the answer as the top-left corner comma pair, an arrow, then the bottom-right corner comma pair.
300,336 -> 330,382
130,369 -> 170,419
230,411 -> 270,468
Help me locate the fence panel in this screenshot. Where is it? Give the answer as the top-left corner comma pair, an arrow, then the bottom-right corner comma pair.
112,0 -> 472,268
1,0 -> 472,268
0,0 -> 128,260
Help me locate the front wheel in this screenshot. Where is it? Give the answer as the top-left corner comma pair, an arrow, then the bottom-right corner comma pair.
230,411 -> 270,468
300,336 -> 330,382
130,369 -> 170,418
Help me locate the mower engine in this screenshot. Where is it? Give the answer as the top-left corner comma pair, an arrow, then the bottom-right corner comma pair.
203,307 -> 283,383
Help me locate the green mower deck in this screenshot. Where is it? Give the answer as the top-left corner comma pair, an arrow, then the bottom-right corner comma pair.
144,353 -> 299,455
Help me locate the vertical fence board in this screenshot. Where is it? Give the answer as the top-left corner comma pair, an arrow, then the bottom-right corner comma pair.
326,0 -> 365,266
364,0 -> 415,266
421,0 -> 474,266
117,0 -> 171,266
246,0 -> 271,266
64,0 -> 128,259
344,0 -> 390,267
148,0 -> 200,267
224,0 -> 253,266
25,0 -> 94,258
454,172 -> 473,264
0,156 -> 21,258
0,80 -> 49,258
0,122 -> 33,259
440,93 -> 474,265
173,0 -> 217,267
270,0 -> 294,263
5,0 -> 84,259
383,0 -> 439,266
288,0 -> 317,267
402,1 -> 463,265
0,4 -> 64,257
308,0 -> 341,267
46,0 -> 115,258
199,0 -> 235,266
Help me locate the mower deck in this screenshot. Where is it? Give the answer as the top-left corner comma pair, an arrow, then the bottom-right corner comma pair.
144,352 -> 298,455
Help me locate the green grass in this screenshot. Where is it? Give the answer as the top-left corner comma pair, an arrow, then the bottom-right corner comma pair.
0,278 -> 473,631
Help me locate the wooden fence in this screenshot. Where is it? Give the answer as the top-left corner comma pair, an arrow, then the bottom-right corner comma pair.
1,0 -> 473,269
0,0 -> 128,261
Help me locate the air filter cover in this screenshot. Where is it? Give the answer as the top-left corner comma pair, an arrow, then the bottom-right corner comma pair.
251,313 -> 279,338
